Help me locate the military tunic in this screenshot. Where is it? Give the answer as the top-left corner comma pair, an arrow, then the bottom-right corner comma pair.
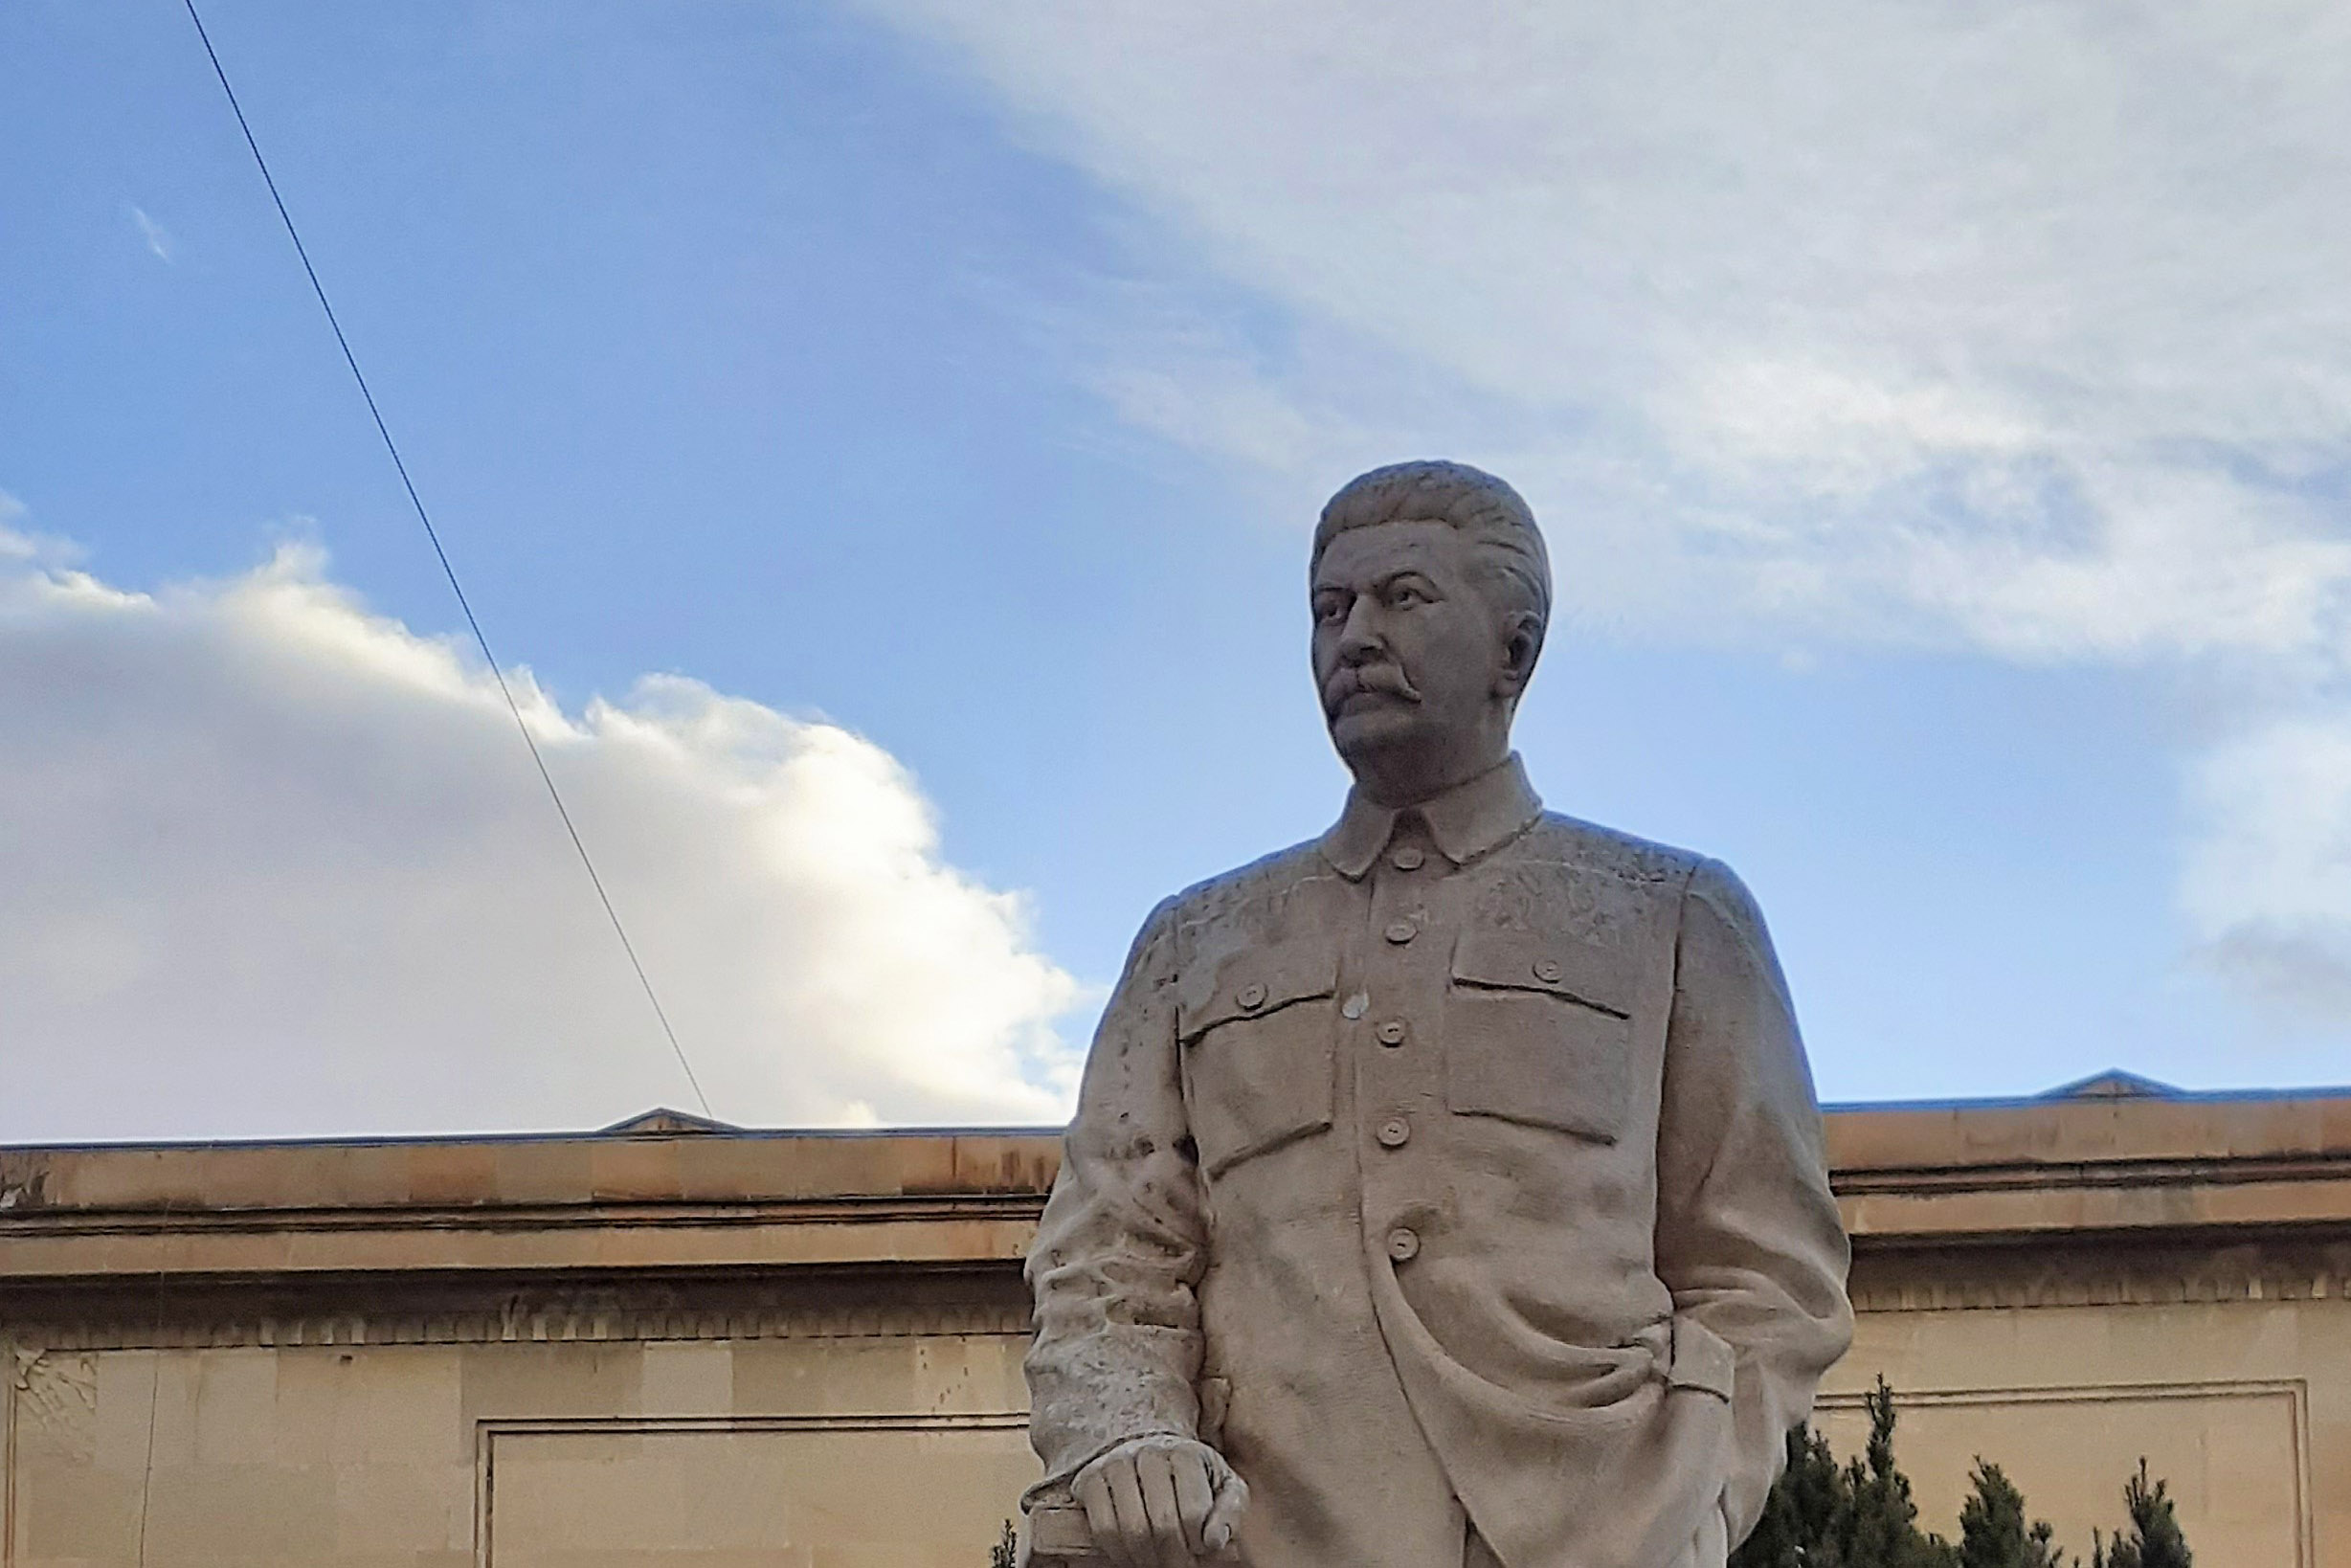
1025,757 -> 1852,1568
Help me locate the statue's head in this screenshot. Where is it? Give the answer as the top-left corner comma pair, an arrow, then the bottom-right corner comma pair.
1310,460 -> 1550,807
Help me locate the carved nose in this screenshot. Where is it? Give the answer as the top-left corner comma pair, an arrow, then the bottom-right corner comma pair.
1337,594 -> 1383,660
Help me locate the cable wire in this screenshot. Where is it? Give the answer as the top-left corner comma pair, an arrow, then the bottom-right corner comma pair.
132,1199 -> 171,1568
181,0 -> 712,1117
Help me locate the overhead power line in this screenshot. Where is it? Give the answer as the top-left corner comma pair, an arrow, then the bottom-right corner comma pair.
181,0 -> 712,1118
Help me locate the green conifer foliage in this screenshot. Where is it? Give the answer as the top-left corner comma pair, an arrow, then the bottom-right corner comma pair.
1959,1460 -> 2065,1568
2090,1461 -> 2193,1568
1842,1379 -> 1961,1568
1731,1378 -> 1959,1568
1732,1389 -> 2197,1568
1734,1423 -> 1847,1567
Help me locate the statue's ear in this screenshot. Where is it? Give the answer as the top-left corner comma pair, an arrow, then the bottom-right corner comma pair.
1495,611 -> 1544,698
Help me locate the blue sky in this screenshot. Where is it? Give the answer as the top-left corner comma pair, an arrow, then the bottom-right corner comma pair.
4,1 -> 2347,1139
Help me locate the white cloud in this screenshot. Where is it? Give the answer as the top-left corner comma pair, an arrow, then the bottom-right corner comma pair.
127,205 -> 172,262
867,0 -> 2351,658
2183,708 -> 2351,1019
0,536 -> 1080,1141
0,492 -> 79,569
866,0 -> 2351,1029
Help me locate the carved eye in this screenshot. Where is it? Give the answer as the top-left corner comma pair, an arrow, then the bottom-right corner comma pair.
1388,582 -> 1430,609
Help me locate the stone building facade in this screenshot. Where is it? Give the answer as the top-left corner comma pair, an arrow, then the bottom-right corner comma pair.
2,1083 -> 2346,1566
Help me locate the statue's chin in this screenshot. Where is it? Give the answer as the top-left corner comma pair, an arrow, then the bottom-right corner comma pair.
1331,709 -> 1438,787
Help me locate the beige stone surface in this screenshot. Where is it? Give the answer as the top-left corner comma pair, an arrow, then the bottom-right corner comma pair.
1024,750 -> 1851,1568
1825,1294 -> 2341,1567
485,1422 -> 1036,1567
4,1090 -> 2347,1564
5,1334 -> 1036,1568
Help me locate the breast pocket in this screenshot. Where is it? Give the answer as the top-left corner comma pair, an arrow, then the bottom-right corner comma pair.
1178,944 -> 1338,1177
1445,930 -> 1634,1144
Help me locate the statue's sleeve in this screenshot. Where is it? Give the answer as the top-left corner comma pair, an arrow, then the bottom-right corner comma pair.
1023,895 -> 1210,1493
1654,858 -> 1855,1547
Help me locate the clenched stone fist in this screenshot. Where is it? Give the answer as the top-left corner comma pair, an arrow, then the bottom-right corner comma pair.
1070,1435 -> 1249,1568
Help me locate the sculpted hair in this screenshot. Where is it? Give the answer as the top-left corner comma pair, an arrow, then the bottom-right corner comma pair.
1311,459 -> 1553,638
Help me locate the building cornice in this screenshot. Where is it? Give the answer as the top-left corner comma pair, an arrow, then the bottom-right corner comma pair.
2,1096 -> 2347,1286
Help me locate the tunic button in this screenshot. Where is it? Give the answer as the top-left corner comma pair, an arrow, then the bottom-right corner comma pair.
1533,957 -> 1564,983
1377,1116 -> 1411,1148
1237,981 -> 1268,1011
1385,1226 -> 1421,1263
1383,921 -> 1418,945
1375,1020 -> 1407,1046
1391,845 -> 1425,871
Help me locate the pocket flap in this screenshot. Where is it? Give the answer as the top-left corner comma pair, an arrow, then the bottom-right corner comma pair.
1450,930 -> 1634,1018
1667,1316 -> 1737,1401
1179,945 -> 1338,1042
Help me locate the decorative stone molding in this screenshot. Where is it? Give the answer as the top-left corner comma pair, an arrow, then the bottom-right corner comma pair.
3,1096 -> 2347,1347
1847,1234 -> 2351,1312
0,1266 -> 1035,1354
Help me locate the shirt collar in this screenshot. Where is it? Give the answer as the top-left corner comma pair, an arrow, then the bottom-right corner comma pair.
1319,753 -> 1543,880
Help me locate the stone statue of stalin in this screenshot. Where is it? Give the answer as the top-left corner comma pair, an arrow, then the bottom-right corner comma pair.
1023,461 -> 1853,1568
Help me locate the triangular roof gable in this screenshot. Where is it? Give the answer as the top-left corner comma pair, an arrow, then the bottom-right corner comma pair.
2041,1069 -> 2183,1101
600,1107 -> 740,1135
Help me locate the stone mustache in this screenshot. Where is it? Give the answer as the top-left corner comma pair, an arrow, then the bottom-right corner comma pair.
1022,461 -> 1852,1568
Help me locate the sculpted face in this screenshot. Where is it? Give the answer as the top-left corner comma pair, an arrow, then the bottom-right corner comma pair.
1311,521 -> 1534,805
